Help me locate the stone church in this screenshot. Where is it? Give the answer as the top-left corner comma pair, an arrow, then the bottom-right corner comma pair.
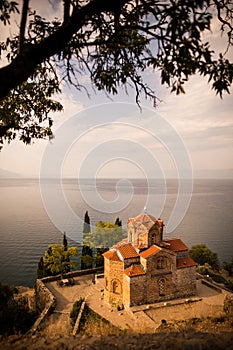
103,213 -> 197,308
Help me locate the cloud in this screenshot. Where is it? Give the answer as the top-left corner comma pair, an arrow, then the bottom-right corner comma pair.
0,2 -> 232,179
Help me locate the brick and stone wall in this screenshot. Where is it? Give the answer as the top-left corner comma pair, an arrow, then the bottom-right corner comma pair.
123,274 -> 146,307
148,227 -> 162,246
123,257 -> 140,268
104,258 -> 124,306
175,266 -> 196,298
146,251 -> 176,275
128,223 -> 148,245
146,273 -> 176,304
104,213 -> 197,308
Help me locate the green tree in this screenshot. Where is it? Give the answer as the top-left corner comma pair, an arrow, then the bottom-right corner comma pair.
222,258 -> 233,277
81,244 -> 93,270
80,254 -> 93,269
36,256 -> 45,279
115,217 -> 122,227
196,263 -> 212,276
94,247 -> 108,268
63,232 -> 68,250
224,279 -> 233,292
0,1 -> 232,147
83,211 -> 91,234
37,234 -> 77,278
83,220 -> 126,249
61,232 -> 72,273
190,244 -> 220,271
40,245 -> 56,277
43,243 -> 78,277
82,212 -> 93,269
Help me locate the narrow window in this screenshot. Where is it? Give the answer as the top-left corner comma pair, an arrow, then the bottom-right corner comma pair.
112,280 -> 121,294
158,278 -> 165,296
105,278 -> 108,290
157,258 -> 165,269
151,233 -> 156,244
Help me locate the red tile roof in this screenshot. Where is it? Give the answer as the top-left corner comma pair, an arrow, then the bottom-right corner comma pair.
118,243 -> 139,259
163,238 -> 188,252
176,257 -> 197,269
161,241 -> 171,248
140,245 -> 161,259
103,250 -> 121,262
128,214 -> 158,228
124,264 -> 145,277
127,214 -> 162,230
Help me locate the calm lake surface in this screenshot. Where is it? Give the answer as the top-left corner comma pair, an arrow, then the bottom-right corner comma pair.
0,178 -> 232,287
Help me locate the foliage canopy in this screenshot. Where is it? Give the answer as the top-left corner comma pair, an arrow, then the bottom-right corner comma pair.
43,243 -> 78,276
83,220 -> 127,248
0,0 -> 232,147
190,244 -> 220,271
37,235 -> 78,278
223,258 -> 233,276
83,210 -> 91,234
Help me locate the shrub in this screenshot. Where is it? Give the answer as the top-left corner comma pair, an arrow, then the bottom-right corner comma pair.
70,298 -> 84,327
209,273 -> 226,284
196,263 -> 212,275
224,280 -> 233,292
224,295 -> 233,315
78,305 -> 121,335
190,244 -> 220,271
0,283 -> 37,335
212,316 -> 225,323
222,260 -> 233,277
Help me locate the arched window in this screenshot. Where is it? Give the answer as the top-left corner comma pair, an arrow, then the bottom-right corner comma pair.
157,258 -> 165,269
158,278 -> 165,296
112,280 -> 121,294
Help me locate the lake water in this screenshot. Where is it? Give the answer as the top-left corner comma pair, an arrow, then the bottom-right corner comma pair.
0,178 -> 232,287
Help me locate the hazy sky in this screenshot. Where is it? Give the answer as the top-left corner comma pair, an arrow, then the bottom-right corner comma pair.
0,0 -> 233,179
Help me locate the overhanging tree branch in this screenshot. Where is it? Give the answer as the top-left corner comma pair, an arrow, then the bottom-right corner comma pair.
0,0 -> 128,101
18,0 -> 30,54
0,0 -> 232,147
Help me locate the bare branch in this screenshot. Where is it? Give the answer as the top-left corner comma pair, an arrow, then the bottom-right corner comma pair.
213,0 -> 233,32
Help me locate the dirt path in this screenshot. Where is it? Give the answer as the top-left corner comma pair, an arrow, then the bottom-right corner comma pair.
143,280 -> 228,326
40,276 -> 232,337
41,275 -> 95,336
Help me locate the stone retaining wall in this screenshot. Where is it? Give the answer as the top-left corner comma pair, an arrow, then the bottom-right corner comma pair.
40,267 -> 103,284
31,268 -> 103,334
35,279 -> 56,312
201,279 -> 223,293
30,280 -> 56,334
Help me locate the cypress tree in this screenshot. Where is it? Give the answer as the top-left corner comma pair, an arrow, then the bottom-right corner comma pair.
37,257 -> 45,279
83,211 -> 91,233
115,217 -> 122,227
62,232 -> 70,273
63,232 -> 68,251
82,211 -> 93,269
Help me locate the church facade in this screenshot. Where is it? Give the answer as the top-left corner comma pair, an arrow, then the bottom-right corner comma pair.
103,213 -> 197,308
